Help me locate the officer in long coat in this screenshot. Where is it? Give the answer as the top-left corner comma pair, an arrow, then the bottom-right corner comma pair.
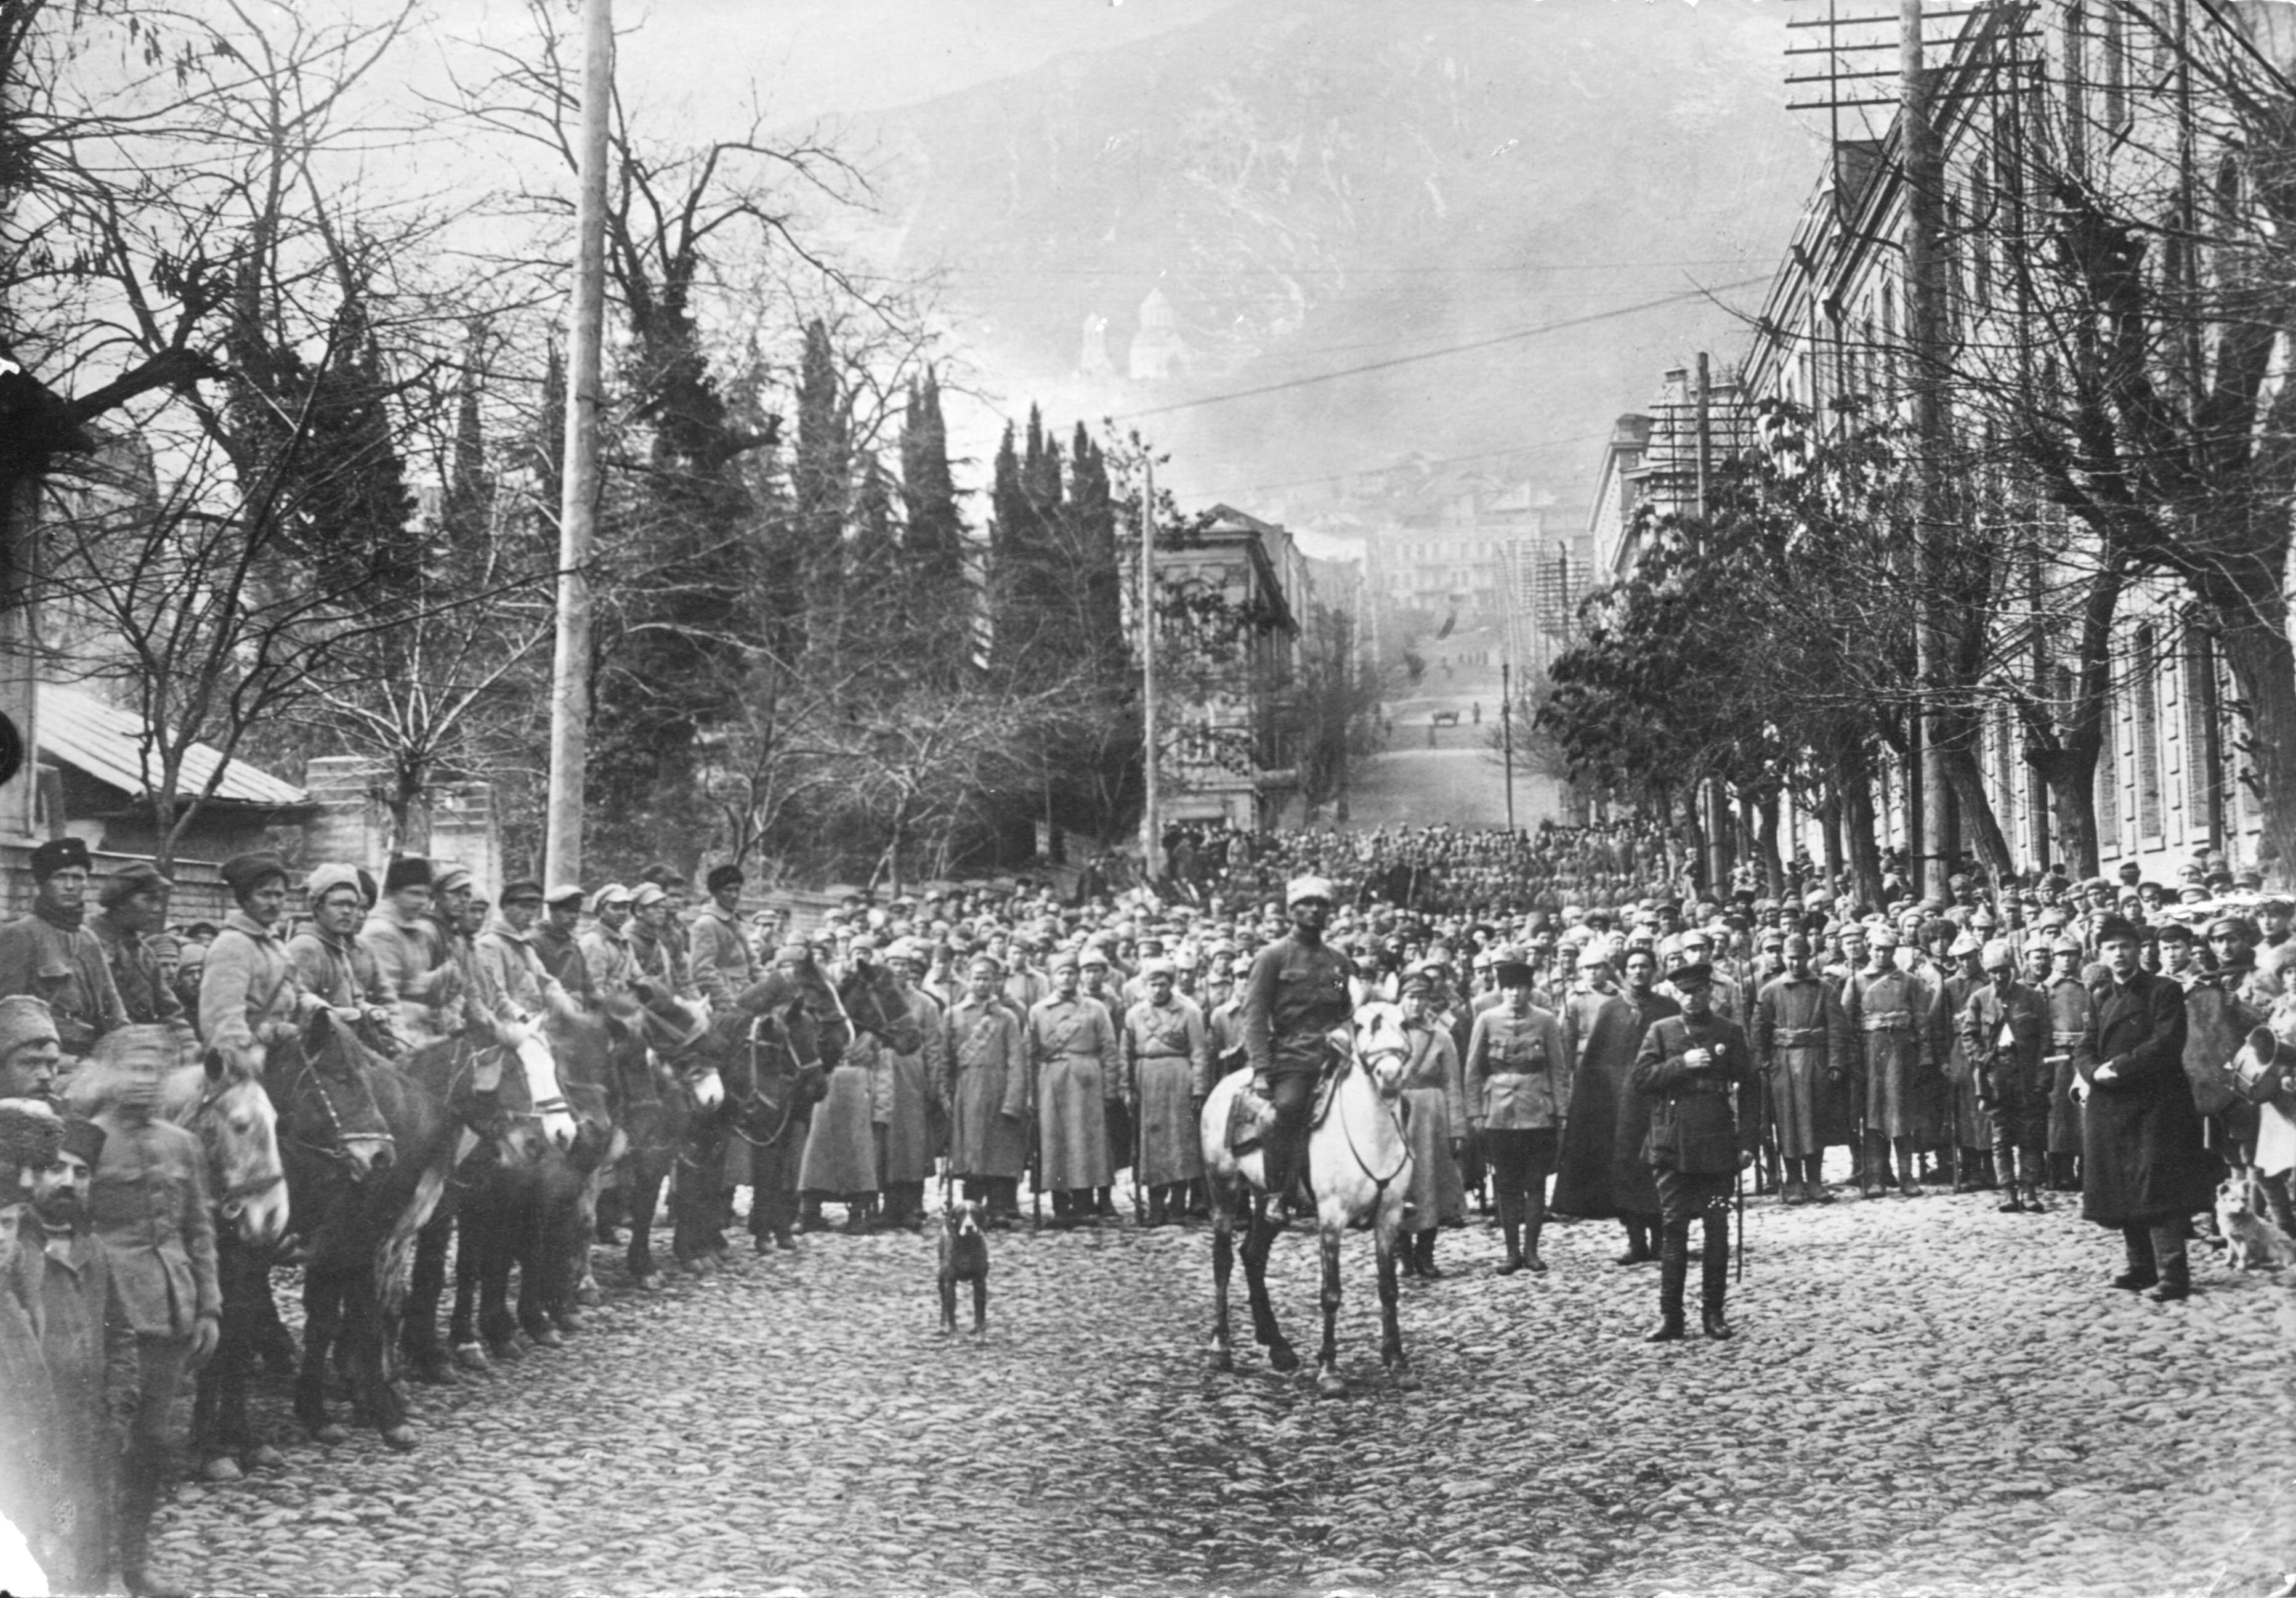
1750,935 -> 1854,1204
942,954 -> 1029,1227
1120,958 -> 1208,1227
2075,915 -> 2220,1302
1958,938 -> 2052,1213
1027,951 -> 1118,1226
1843,923 -> 1939,1198
1630,962 -> 1758,1342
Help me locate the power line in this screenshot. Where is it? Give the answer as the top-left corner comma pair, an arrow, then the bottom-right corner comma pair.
1111,276 -> 1770,421
1217,431 -> 1615,497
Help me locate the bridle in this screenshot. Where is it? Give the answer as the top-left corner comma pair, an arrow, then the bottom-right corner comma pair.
1333,1039 -> 1411,1201
277,1037 -> 395,1174
190,1074 -> 287,1211
727,1013 -> 820,1149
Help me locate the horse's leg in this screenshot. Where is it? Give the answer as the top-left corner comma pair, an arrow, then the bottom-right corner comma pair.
1207,1180 -> 1236,1373
1378,1198 -> 1418,1391
403,1203 -> 456,1384
193,1231 -> 245,1477
625,1150 -> 666,1288
516,1177 -> 564,1346
477,1185 -> 523,1357
449,1212 -> 490,1372
296,1265 -> 349,1443
1314,1220 -> 1347,1399
347,1249 -> 416,1450
1240,1197 -> 1295,1373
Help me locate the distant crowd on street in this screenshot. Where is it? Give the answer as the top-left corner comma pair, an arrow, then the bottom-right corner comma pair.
0,819 -> 2289,1590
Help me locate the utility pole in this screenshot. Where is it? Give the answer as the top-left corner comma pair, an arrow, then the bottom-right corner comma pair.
544,0 -> 612,884
1695,352 -> 1729,895
1139,461 -> 1162,882
1501,659 -> 1515,831
1903,0 -> 1954,900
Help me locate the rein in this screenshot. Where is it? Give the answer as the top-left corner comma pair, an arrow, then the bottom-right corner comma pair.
1333,1052 -> 1410,1200
277,1037 -> 395,1172
728,1015 -> 817,1148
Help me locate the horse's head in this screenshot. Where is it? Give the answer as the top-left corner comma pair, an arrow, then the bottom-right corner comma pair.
171,1052 -> 288,1247
1349,1002 -> 1412,1100
509,1030 -> 579,1155
841,963 -> 921,1057
276,1010 -> 398,1180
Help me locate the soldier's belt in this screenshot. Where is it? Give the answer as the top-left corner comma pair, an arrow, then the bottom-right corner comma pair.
1771,1028 -> 1827,1046
1861,1013 -> 1914,1031
2050,1032 -> 2084,1047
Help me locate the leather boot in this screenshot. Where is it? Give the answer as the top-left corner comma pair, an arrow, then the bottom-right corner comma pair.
1496,1192 -> 1527,1275
1398,1230 -> 1422,1277
1521,1194 -> 1548,1274
2148,1224 -> 2193,1302
1861,1135 -> 1890,1199
1615,1219 -> 1654,1265
1417,1228 -> 1444,1279
1952,1148 -> 1980,1194
1994,1145 -> 2024,1211
1896,1143 -> 1922,1198
1803,1156 -> 1835,1203
1644,1223 -> 1688,1341
2112,1225 -> 2159,1291
1699,1227 -> 1733,1339
2019,1179 -> 2046,1213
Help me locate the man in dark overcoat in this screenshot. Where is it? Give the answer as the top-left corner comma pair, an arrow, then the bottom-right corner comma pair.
2074,915 -> 2220,1302
1749,935 -> 1854,1204
1630,963 -> 1758,1342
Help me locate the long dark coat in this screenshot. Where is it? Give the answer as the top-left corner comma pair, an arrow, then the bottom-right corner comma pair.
2074,968 -> 2221,1227
1550,988 -> 1679,1219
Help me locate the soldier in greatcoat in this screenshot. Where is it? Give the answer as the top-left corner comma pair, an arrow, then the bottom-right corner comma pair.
1630,962 -> 1759,1342
1552,946 -> 1678,1264
2043,933 -> 2093,1191
1120,958 -> 1208,1227
2076,915 -> 2220,1302
687,865 -> 759,1010
1932,930 -> 1992,1192
1394,975 -> 1468,1277
942,954 -> 1029,1227
1749,935 -> 1854,1204
1843,923 -> 1939,1199
1027,951 -> 1118,1227
198,854 -> 315,1077
1958,938 -> 2053,1213
799,939 -> 886,1235
869,938 -> 944,1233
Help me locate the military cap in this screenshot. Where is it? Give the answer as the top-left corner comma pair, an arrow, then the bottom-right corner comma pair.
99,860 -> 172,909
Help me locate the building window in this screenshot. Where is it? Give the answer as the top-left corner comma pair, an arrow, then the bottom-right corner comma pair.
2134,623 -> 2163,838
2183,625 -> 2218,832
2101,1 -> 2129,134
2096,684 -> 2121,854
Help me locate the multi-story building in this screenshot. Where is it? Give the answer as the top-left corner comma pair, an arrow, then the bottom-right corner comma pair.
1589,363 -> 1752,581
1723,0 -> 2270,885
1149,503 -> 1305,830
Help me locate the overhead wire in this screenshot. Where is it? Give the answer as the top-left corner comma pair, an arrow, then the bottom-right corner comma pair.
1110,275 -> 1771,421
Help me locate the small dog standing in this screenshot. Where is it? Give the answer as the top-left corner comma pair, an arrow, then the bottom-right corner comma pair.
2216,1173 -> 2296,1272
938,1199 -> 992,1336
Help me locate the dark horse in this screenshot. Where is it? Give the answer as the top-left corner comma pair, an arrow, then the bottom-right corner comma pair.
707,960 -> 921,1252
266,1011 -> 469,1450
596,981 -> 724,1286
394,1028 -> 579,1379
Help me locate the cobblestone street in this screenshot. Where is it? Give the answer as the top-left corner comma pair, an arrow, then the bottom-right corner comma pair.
160,1185 -> 2296,1598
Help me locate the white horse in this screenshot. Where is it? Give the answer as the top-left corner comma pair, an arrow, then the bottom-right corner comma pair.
1199,1000 -> 1418,1399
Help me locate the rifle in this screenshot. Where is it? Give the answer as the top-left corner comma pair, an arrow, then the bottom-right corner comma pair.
1131,1082 -> 1147,1224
